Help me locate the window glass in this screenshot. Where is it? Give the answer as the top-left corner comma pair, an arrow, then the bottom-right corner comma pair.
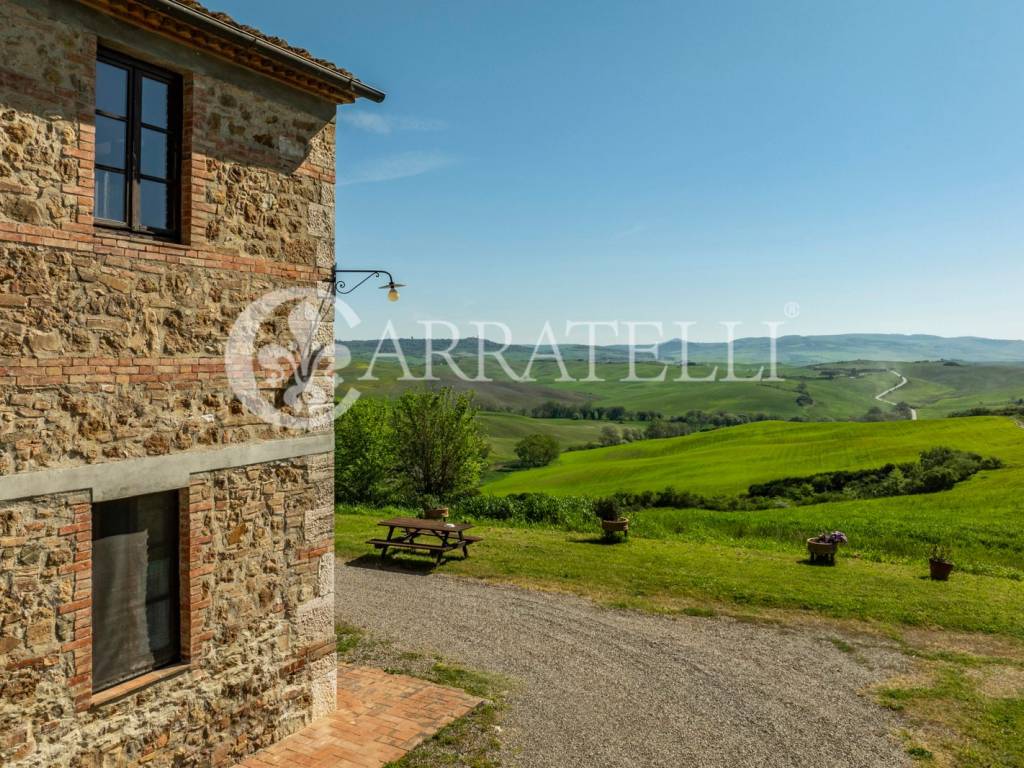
95,169 -> 126,222
140,179 -> 168,229
140,128 -> 167,178
95,52 -> 179,234
92,490 -> 180,693
96,61 -> 128,116
95,116 -> 126,169
141,77 -> 168,128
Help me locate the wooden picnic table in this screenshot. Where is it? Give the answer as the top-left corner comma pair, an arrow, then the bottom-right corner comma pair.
367,516 -> 482,564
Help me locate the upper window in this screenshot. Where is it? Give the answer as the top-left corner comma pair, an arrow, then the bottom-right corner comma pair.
92,490 -> 181,692
94,49 -> 181,238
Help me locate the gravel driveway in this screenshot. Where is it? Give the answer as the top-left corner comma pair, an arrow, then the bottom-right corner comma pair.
335,563 -> 910,768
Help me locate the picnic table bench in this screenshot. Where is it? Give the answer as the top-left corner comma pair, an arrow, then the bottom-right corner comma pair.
367,517 -> 481,564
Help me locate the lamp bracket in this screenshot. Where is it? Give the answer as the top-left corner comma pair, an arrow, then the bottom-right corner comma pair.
328,266 -> 397,296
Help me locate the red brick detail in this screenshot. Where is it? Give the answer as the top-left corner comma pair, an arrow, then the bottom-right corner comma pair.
58,501 -> 93,712
0,217 -> 324,282
180,479 -> 213,663
0,353 -> 329,388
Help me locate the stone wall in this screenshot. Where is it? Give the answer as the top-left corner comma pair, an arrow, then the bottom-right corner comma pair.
0,454 -> 336,767
0,0 -> 91,230
0,241 -> 334,475
0,0 -> 338,477
0,0 -> 345,764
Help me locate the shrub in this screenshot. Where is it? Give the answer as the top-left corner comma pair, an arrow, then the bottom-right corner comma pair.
391,388 -> 490,504
334,398 -> 395,504
514,433 -> 561,467
594,497 -> 622,521
455,494 -> 594,530
747,447 -> 1000,503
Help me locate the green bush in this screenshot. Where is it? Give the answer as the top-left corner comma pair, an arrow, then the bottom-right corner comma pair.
390,388 -> 490,504
455,494 -> 594,530
594,497 -> 621,521
514,433 -> 561,467
334,398 -> 395,504
747,447 -> 1000,504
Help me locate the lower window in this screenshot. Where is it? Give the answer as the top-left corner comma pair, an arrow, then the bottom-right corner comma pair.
91,490 -> 181,692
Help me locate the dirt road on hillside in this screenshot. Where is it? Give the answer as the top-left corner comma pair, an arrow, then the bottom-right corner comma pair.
875,370 -> 917,420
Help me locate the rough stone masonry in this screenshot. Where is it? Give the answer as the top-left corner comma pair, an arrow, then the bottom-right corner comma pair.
0,0 -> 379,764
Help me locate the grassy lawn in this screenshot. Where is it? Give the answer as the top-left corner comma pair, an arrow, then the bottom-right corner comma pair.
483,416 -> 1024,496
878,657 -> 1024,766
335,513 -> 1024,639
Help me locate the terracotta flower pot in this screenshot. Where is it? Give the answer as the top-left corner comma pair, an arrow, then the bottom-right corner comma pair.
601,518 -> 629,535
423,507 -> 449,520
807,538 -> 838,564
929,559 -> 954,581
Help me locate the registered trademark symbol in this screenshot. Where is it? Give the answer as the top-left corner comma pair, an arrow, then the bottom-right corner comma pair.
784,302 -> 801,319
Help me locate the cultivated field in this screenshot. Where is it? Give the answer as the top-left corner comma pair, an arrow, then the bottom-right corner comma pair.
483,416 -> 1024,495
477,412 -> 627,467
341,359 -> 1024,422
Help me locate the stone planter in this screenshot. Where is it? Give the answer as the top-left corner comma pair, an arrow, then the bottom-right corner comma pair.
929,559 -> 954,581
601,518 -> 629,537
807,538 -> 838,564
423,507 -> 449,520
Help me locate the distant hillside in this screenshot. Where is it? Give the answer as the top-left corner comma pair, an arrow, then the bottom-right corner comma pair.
336,333 -> 1024,365
655,334 -> 1024,364
483,416 -> 1023,497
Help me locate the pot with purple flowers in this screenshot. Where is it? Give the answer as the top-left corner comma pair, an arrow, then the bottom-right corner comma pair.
807,530 -> 848,564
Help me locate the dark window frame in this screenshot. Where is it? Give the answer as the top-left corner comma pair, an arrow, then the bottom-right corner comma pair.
91,490 -> 182,694
94,47 -> 182,240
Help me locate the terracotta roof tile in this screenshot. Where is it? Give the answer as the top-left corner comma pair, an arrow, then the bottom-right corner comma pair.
171,0 -> 355,79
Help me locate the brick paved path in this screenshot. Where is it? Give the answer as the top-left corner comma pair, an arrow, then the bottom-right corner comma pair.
235,665 -> 482,768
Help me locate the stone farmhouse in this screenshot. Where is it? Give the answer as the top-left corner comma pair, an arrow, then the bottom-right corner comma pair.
0,0 -> 383,764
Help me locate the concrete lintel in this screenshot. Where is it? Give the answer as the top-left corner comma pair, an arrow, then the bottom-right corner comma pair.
0,434 -> 333,502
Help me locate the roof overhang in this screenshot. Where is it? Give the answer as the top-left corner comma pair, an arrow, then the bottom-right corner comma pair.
74,0 -> 385,104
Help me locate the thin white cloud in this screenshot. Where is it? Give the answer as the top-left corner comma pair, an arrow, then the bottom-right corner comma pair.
613,223 -> 648,238
338,151 -> 455,186
340,111 -> 447,135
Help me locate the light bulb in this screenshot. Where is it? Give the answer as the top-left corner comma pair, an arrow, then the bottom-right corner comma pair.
387,287 -> 400,302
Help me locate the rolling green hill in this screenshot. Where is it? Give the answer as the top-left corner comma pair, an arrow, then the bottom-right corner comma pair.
341,359 -> 1024,423
477,412 -> 622,465
483,416 -> 1024,496
894,361 -> 1024,417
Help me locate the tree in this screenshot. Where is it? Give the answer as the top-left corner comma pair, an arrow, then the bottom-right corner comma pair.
334,398 -> 395,503
391,388 -> 489,502
515,433 -> 561,467
599,425 -> 622,446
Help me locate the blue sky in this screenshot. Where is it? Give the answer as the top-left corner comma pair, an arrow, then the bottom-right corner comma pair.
218,0 -> 1024,344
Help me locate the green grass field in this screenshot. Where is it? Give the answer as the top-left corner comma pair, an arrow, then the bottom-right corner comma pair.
338,415 -> 1024,630
340,359 -> 1024,422
897,362 -> 1024,418
335,516 -> 1024,638
483,416 -> 1024,496
477,412 -> 623,466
